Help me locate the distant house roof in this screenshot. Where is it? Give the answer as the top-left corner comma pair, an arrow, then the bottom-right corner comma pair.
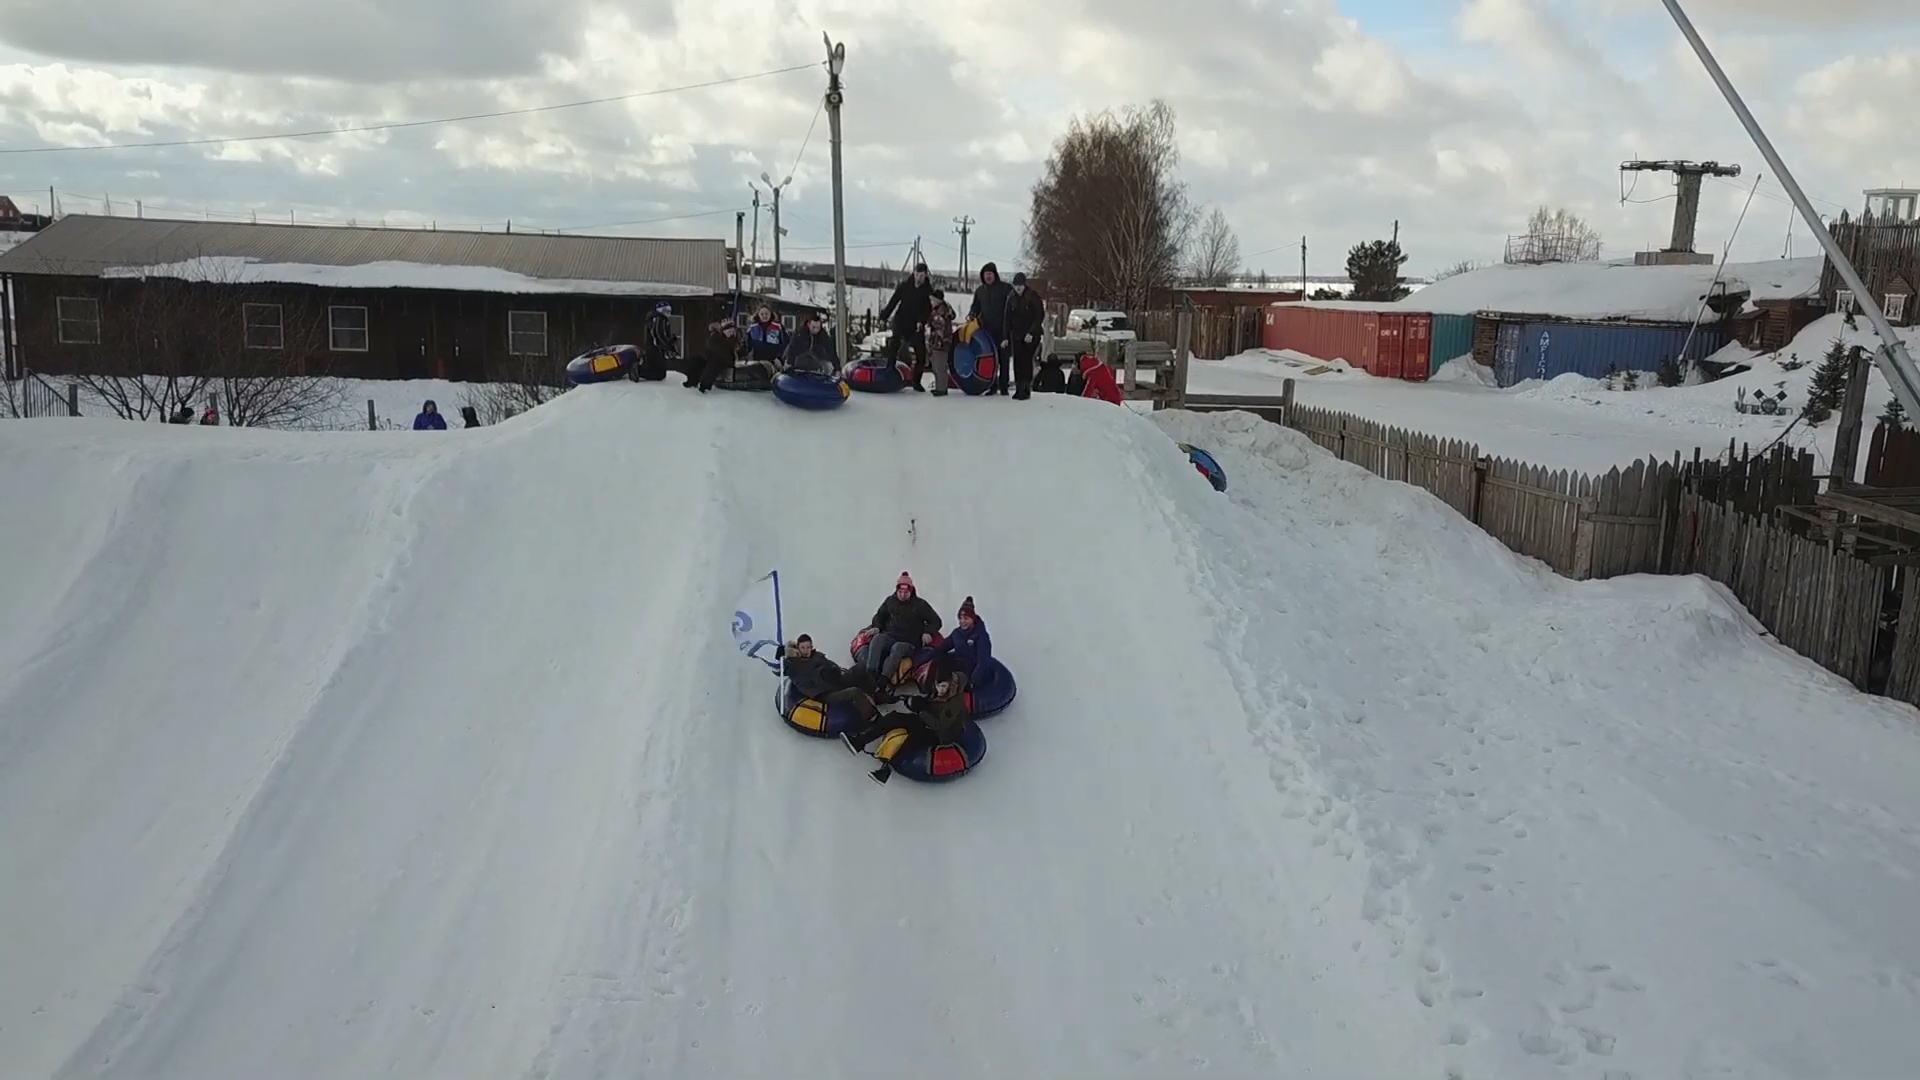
0,214 -> 728,296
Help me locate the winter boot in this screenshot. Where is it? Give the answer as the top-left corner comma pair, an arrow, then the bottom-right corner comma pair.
869,765 -> 893,785
841,731 -> 866,755
1014,385 -> 1031,400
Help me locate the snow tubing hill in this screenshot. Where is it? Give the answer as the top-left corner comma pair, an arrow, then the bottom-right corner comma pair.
844,358 -> 915,393
872,719 -> 987,782
1180,443 -> 1228,492
950,319 -> 1000,396
714,360 -> 776,392
781,683 -> 866,738
773,371 -> 851,410
565,344 -> 640,385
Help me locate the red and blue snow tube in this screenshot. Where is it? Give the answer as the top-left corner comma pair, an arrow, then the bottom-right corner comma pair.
565,344 -> 641,385
1179,443 -> 1228,492
780,682 -> 868,738
871,719 -> 987,783
950,319 -> 1000,396
773,370 -> 851,411
844,358 -> 915,393
904,656 -> 1017,718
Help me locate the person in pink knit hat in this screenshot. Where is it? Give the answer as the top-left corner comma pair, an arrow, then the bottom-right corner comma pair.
862,571 -> 943,684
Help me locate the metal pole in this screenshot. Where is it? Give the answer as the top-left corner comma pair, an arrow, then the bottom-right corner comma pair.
772,185 -> 784,295
735,212 -> 745,295
748,185 -> 761,296
825,34 -> 849,361
1660,0 -> 1920,419
1300,237 -> 1307,300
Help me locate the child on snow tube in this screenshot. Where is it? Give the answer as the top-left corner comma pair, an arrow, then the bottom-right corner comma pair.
841,667 -> 978,784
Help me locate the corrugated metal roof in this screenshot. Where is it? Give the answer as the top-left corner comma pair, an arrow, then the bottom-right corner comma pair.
0,214 -> 727,294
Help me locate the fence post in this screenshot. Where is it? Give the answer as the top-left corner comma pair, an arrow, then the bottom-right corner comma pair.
367,399 -> 376,430
1471,456 -> 1489,526
1572,494 -> 1599,579
1172,309 -> 1192,411
1280,378 -> 1295,428
66,383 -> 78,416
1830,345 -> 1874,489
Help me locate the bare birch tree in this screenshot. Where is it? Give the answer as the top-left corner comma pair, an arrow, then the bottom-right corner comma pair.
1186,207 -> 1241,287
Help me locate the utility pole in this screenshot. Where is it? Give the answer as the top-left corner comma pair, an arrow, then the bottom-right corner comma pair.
1620,159 -> 1742,253
824,33 -> 849,360
748,184 -> 762,295
735,211 -> 746,294
761,171 -> 792,295
953,215 -> 974,281
1300,236 -> 1307,299
1659,0 -> 1920,423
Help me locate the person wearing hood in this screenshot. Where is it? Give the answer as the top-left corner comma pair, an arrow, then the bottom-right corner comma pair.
780,633 -> 891,721
1077,352 -> 1124,405
968,262 -> 1015,395
691,320 -> 743,392
1004,272 -> 1047,400
863,571 -> 943,685
880,263 -> 935,377
842,666 -> 970,785
413,400 -> 448,429
924,288 -> 957,396
746,303 -> 788,368
632,300 -> 677,381
781,311 -> 841,376
930,596 -> 993,688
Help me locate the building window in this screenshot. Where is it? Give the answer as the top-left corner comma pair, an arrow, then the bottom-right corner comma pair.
507,310 -> 548,356
670,315 -> 685,352
56,296 -> 100,344
1835,289 -> 1855,315
243,303 -> 284,349
329,306 -> 368,352
1886,294 -> 1909,323
781,314 -> 796,330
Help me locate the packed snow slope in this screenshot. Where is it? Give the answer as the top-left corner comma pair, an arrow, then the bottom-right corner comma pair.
4,386 -> 1920,1079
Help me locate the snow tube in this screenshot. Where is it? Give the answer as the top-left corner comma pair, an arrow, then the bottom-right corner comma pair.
844,358 -> 916,393
903,655 -> 1017,719
872,719 -> 988,783
773,371 -> 851,411
565,344 -> 640,385
850,626 -> 945,689
714,360 -> 776,392
780,682 -> 868,738
1179,443 -> 1228,492
949,319 -> 1000,396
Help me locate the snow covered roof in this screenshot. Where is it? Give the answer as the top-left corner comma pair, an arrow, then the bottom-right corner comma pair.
0,214 -> 727,295
1376,256 -> 1823,322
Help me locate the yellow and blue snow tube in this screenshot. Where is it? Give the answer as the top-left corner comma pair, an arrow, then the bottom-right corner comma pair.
781,683 -> 867,738
566,344 -> 639,384
873,720 -> 988,783
773,370 -> 851,411
950,319 -> 1000,396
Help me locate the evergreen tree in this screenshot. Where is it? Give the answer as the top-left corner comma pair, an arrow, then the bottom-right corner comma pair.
1804,337 -> 1851,423
1880,396 -> 1909,431
1657,356 -> 1683,387
1345,224 -> 1411,302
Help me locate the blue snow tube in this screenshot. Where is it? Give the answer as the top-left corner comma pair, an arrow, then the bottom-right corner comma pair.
781,682 -> 868,738
773,371 -> 851,411
898,653 -> 1017,720
1179,443 -> 1228,492
949,321 -> 1000,396
871,719 -> 988,783
565,344 -> 641,385
844,358 -> 914,393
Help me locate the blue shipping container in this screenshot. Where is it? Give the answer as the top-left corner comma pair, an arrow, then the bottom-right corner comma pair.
1495,321 -> 1729,387
1430,314 -> 1475,369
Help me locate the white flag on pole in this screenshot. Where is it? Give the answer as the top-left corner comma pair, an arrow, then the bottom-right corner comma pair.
730,570 -> 784,676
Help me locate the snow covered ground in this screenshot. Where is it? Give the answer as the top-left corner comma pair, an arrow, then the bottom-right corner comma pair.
1189,314 -> 1920,477
1402,257 -> 1822,321
2,384 -> 1918,1077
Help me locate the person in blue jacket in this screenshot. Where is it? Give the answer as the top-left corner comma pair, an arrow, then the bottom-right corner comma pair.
412,400 -> 447,430
930,595 -> 992,687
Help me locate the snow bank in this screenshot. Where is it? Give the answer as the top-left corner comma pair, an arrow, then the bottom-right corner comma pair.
102,255 -> 713,297
1402,256 -> 1822,320
1429,355 -> 1499,387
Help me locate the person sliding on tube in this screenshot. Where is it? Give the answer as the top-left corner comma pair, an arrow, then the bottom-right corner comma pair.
780,634 -> 890,718
864,572 -> 942,686
782,311 -> 840,376
843,667 -> 969,785
929,595 -> 992,688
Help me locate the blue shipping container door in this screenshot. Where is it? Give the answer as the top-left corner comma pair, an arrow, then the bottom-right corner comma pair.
1493,322 -> 1523,387
1520,321 -> 1730,383
1430,314 -> 1475,369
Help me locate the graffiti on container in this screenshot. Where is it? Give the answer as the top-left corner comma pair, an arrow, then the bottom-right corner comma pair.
1537,330 -> 1550,383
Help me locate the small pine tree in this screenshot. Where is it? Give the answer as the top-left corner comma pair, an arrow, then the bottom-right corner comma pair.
1624,370 -> 1641,390
1345,224 -> 1412,302
1880,396 -> 1909,431
1657,356 -> 1683,387
1804,337 -> 1851,423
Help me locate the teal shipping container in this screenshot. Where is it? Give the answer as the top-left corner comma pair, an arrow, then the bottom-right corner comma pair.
1430,314 -> 1475,369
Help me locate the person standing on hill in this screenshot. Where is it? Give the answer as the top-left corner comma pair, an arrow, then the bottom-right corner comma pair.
881,263 -> 935,371
969,262 -> 1015,395
1004,273 -> 1046,400
632,300 -> 677,382
925,288 -> 957,396
692,320 -> 742,392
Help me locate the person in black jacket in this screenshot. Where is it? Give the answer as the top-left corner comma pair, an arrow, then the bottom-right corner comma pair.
842,668 -> 970,785
691,320 -> 742,392
863,571 -> 943,685
1004,272 -> 1046,400
781,634 -> 888,720
631,301 -> 677,381
782,312 -> 840,376
968,262 -> 1015,394
880,263 -> 934,372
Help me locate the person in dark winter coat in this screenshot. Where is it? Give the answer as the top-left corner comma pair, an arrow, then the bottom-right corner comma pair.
1033,354 -> 1068,394
633,301 -> 677,381
781,634 -> 888,720
930,596 -> 993,687
746,304 -> 788,368
843,668 -> 970,784
461,405 -> 481,427
1078,352 -> 1124,404
692,321 -> 742,392
782,312 -> 841,376
1004,273 -> 1046,400
969,263 -> 1015,394
881,263 -> 935,370
413,400 -> 448,429
864,571 -> 943,684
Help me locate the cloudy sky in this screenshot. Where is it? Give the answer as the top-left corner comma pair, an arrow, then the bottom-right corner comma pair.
0,0 -> 1914,282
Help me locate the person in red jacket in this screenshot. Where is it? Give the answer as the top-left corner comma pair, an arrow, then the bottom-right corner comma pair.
1077,353 -> 1123,405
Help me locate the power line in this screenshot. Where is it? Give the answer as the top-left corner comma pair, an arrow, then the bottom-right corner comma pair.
0,61 -> 820,156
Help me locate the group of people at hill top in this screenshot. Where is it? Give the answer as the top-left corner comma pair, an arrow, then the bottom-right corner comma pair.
777,572 -> 993,784
621,263 -> 1124,403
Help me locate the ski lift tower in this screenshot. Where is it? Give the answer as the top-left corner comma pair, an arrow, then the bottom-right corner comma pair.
1620,159 -> 1741,265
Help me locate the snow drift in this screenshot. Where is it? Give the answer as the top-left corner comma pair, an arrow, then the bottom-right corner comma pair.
2,386 -> 1917,1079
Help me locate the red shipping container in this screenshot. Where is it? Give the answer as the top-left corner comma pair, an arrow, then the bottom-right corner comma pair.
1262,305 -> 1432,381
